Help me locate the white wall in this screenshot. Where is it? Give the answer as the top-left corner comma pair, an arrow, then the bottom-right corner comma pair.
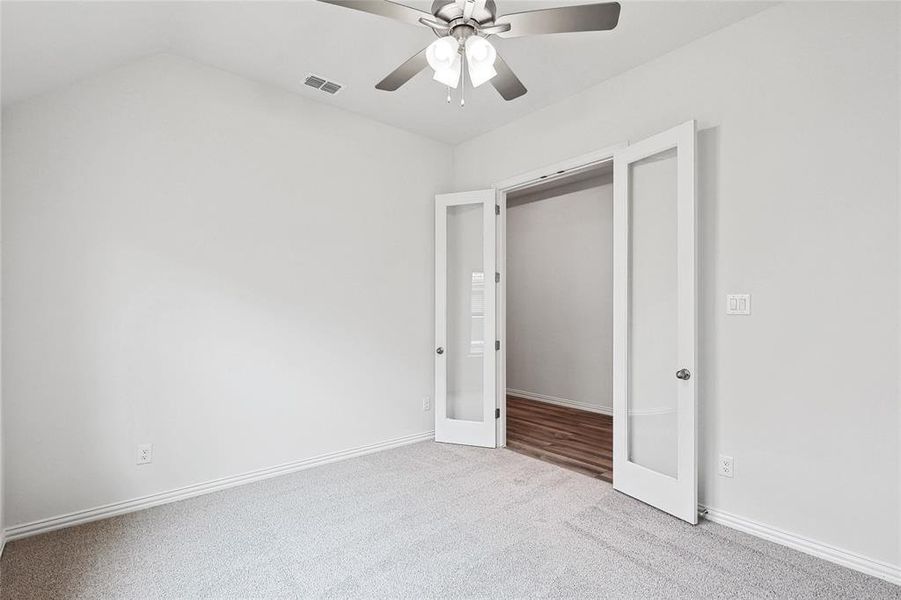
506,175 -> 613,412
0,4 -> 4,547
1,3 -> 5,550
456,3 -> 900,567
1,53 -> 452,528
897,2 -> 901,574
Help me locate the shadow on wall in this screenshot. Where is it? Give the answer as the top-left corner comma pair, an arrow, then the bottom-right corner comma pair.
696,125 -> 719,505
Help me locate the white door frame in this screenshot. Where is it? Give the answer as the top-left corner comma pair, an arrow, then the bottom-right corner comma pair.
492,142 -> 627,447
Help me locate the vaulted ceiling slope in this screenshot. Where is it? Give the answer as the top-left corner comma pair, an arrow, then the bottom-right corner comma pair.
1,1 -> 770,144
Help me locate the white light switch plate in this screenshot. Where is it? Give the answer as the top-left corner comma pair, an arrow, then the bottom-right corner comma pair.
726,294 -> 751,315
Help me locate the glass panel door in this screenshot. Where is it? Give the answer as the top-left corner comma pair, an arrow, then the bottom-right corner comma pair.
627,148 -> 679,478
435,190 -> 497,448
446,204 -> 485,422
613,121 -> 697,524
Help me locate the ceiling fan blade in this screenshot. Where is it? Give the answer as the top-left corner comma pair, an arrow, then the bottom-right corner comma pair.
490,54 -> 527,101
419,16 -> 451,34
494,2 -> 621,38
317,0 -> 434,27
375,47 -> 429,91
479,22 -> 511,35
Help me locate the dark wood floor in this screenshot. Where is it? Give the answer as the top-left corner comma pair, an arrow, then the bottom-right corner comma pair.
506,395 -> 613,482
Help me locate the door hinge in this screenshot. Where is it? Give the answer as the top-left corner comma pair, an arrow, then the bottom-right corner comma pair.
495,272 -> 500,283
495,204 -> 500,215
495,408 -> 500,419
495,340 -> 500,351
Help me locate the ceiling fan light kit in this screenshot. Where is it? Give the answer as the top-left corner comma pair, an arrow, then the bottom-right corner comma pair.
433,58 -> 462,89
319,0 -> 621,103
426,36 -> 463,88
464,36 -> 497,88
425,33 -> 496,94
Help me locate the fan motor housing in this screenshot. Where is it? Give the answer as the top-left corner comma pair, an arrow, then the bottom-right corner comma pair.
449,22 -> 477,42
432,0 -> 497,25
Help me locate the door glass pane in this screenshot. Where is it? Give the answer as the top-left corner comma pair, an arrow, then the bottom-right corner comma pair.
446,203 -> 485,421
627,148 -> 678,477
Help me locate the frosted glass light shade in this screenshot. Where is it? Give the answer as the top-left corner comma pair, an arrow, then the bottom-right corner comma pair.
433,55 -> 462,88
464,36 -> 497,87
427,36 -> 460,71
427,36 -> 462,89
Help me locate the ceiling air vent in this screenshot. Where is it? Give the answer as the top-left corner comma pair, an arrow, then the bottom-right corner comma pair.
304,74 -> 343,95
304,74 -> 327,89
320,81 -> 342,95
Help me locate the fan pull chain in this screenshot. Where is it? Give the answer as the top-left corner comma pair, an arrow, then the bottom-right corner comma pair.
460,55 -> 466,108
446,86 -> 451,104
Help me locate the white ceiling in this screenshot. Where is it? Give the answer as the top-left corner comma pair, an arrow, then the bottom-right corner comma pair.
1,1 -> 771,144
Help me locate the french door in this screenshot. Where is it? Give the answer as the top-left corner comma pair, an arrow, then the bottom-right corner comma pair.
434,190 -> 497,448
612,121 -> 698,523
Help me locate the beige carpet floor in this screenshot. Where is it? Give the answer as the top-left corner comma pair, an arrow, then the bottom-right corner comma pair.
1,441 -> 897,599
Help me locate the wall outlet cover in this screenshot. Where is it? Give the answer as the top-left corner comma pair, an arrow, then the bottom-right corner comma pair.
717,454 -> 734,478
136,443 -> 153,465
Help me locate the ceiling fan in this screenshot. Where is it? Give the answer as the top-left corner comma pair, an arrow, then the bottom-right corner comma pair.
318,0 -> 621,103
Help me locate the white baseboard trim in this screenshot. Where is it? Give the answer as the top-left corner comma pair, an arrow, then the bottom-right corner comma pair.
5,430 -> 434,542
702,505 -> 900,586
507,388 -> 612,416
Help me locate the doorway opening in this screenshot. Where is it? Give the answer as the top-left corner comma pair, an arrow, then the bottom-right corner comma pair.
502,162 -> 615,481
435,123 -> 696,521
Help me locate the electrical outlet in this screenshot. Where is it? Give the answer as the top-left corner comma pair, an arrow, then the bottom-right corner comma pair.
422,395 -> 431,411
136,443 -> 153,465
717,455 -> 734,478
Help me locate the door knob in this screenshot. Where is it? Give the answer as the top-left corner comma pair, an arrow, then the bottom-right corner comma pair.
676,368 -> 691,381
436,347 -> 444,355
